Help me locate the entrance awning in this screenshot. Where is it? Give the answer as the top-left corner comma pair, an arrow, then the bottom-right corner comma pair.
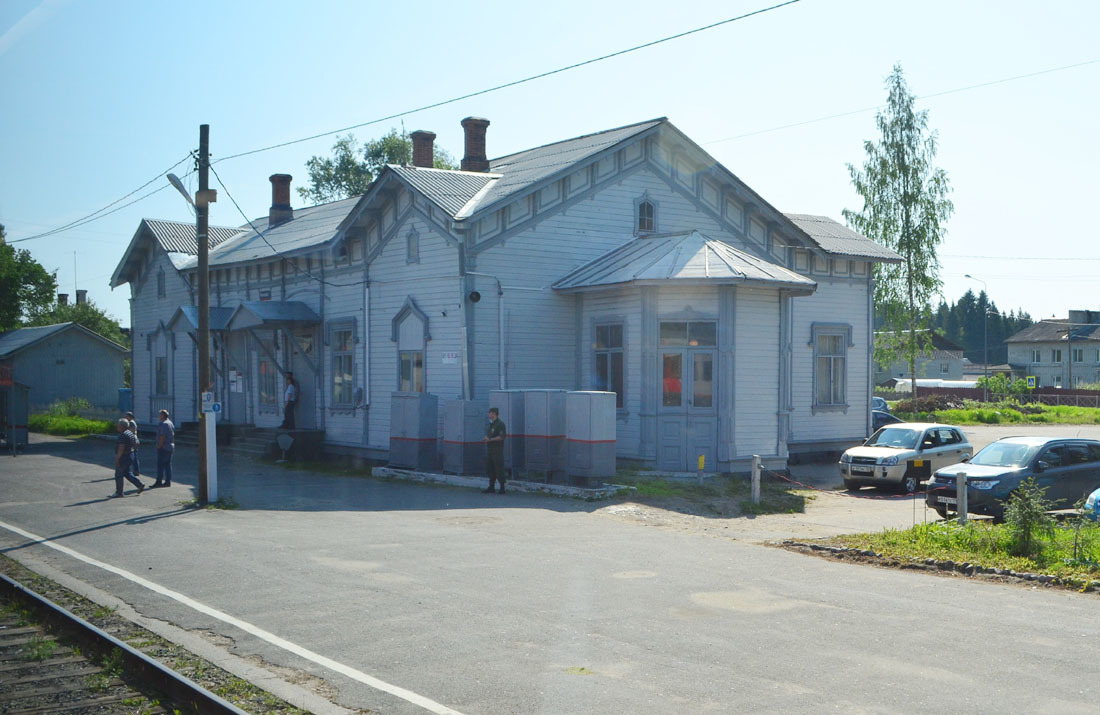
166,306 -> 234,332
225,301 -> 322,331
552,230 -> 817,296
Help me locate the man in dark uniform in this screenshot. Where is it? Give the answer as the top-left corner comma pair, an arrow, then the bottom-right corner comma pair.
482,407 -> 507,494
112,418 -> 145,497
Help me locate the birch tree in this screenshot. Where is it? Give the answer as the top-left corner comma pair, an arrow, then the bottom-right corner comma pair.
844,64 -> 954,394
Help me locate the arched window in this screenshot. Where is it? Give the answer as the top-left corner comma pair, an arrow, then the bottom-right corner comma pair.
156,269 -> 166,298
636,198 -> 656,234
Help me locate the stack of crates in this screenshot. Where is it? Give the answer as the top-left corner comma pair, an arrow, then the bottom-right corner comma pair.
442,399 -> 488,474
523,389 -> 567,481
566,391 -> 617,484
488,389 -> 525,480
388,392 -> 438,470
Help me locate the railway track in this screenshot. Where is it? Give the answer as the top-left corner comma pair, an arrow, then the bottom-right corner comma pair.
0,573 -> 248,714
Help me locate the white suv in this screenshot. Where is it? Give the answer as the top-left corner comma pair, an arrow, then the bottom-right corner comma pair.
839,423 -> 972,494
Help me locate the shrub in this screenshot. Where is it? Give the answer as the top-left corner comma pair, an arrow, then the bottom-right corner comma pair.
29,414 -> 113,436
1004,477 -> 1054,557
44,397 -> 92,418
892,394 -> 966,413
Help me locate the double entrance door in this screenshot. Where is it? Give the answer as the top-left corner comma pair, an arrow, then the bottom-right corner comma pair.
656,321 -> 718,472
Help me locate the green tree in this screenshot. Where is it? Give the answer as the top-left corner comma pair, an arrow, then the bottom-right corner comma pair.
0,224 -> 58,331
298,129 -> 458,204
844,65 -> 954,396
26,298 -> 128,348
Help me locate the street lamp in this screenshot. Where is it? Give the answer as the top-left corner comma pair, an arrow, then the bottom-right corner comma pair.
968,273 -> 994,400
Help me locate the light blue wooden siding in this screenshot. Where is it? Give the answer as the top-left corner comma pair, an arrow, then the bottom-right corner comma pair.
733,287 -> 780,457
131,247 -> 194,424
789,277 -> 871,444
579,287 -> 642,458
14,331 -> 125,412
475,166 -> 744,399
367,214 -> 462,449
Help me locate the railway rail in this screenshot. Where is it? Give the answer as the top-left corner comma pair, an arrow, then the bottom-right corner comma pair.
1,573 -> 248,714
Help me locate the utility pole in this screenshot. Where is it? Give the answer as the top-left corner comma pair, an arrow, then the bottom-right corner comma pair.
196,125 -> 214,503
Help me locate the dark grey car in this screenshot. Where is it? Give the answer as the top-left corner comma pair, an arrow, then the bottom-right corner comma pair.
925,437 -> 1100,521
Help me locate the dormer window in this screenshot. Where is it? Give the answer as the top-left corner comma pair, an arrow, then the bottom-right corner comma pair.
636,198 -> 656,234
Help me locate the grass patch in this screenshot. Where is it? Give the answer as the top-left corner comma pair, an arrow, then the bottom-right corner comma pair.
825,518 -> 1100,581
29,413 -> 114,436
896,402 -> 1100,426
22,635 -> 59,661
566,666 -> 595,675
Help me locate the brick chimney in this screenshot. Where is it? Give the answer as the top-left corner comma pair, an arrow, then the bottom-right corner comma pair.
410,130 -> 436,168
460,117 -> 491,172
57,293 -> 68,306
75,289 -> 87,305
269,174 -> 293,227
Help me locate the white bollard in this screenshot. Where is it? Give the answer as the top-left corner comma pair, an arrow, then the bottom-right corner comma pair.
752,455 -> 762,505
205,411 -> 219,502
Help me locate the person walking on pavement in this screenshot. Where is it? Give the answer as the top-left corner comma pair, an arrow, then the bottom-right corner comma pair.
482,407 -> 507,494
279,372 -> 298,429
124,411 -> 141,476
112,418 -> 145,497
153,409 -> 175,487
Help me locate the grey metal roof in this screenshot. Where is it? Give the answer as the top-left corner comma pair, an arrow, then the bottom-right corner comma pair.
784,214 -> 902,261
142,219 -> 245,254
388,166 -> 497,216
185,196 -> 363,268
1005,319 -> 1100,343
225,301 -> 322,331
166,306 -> 234,332
553,231 -> 817,294
461,118 -> 665,217
0,322 -> 127,358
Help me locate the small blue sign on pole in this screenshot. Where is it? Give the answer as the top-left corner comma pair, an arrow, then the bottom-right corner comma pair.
211,402 -> 222,413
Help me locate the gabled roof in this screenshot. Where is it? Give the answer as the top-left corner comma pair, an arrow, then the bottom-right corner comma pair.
387,166 -> 498,217
0,322 -> 127,358
1005,320 -> 1100,343
111,219 -> 246,287
166,306 -> 235,332
784,214 -> 902,262
553,230 -> 817,294
225,301 -> 322,331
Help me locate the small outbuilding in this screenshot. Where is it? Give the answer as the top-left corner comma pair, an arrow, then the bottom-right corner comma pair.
0,323 -> 128,412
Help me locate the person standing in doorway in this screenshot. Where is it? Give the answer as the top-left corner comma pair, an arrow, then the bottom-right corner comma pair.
124,411 -> 141,476
280,372 -> 298,429
111,418 -> 145,497
153,409 -> 175,487
482,407 -> 507,494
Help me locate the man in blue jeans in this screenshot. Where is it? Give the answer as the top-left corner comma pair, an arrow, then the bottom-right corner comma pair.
112,418 -> 145,497
153,409 -> 175,487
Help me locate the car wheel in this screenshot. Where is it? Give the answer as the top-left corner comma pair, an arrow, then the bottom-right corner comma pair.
843,479 -> 859,492
900,474 -> 920,495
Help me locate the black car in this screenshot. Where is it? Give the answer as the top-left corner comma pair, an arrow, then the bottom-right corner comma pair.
871,409 -> 902,432
925,437 -> 1100,521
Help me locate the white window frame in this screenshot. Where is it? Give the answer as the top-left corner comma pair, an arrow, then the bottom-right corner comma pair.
1052,348 -> 1063,364
940,362 -> 949,375
1031,349 -> 1041,363
1073,347 -> 1084,363
329,320 -> 356,407
392,297 -> 430,393
810,323 -> 852,413
634,195 -> 657,235
593,322 -> 625,410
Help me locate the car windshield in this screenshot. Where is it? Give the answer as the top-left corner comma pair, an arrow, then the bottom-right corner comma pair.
864,427 -> 920,449
970,442 -> 1041,468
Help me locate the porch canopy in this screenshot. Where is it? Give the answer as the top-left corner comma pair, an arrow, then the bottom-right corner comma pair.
166,305 -> 234,333
552,230 -> 817,294
225,301 -> 322,331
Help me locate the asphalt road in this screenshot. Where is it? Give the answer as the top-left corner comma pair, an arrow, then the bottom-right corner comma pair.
1,434 -> 1099,714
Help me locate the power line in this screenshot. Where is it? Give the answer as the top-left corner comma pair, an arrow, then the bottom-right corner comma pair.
215,0 -> 803,163
208,164 -> 363,288
8,155 -> 194,244
704,57 -> 1100,145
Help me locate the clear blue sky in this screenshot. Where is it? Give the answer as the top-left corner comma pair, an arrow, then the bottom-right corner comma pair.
2,0 -> 1096,327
